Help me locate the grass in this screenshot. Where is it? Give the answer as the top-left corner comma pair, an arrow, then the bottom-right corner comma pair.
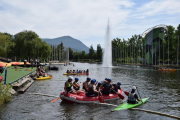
0,66 -> 36,84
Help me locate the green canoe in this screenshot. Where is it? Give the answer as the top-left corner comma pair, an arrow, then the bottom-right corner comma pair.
112,97 -> 149,111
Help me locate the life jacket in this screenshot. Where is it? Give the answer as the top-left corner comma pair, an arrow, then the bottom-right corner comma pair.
96,85 -> 101,91
102,83 -> 111,92
128,92 -> 136,102
87,84 -> 94,95
73,81 -> 80,90
65,81 -> 72,92
112,84 -> 119,92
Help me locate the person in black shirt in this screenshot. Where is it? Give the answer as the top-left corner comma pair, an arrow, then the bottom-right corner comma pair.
86,79 -> 101,96
100,78 -> 112,95
111,82 -> 122,93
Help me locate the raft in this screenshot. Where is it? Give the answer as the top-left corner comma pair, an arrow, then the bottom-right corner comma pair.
158,69 -> 176,72
60,90 -> 122,103
112,97 -> 149,111
36,75 -> 53,80
63,73 -> 89,75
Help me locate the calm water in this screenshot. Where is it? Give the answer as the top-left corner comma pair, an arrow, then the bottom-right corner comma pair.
0,62 -> 180,120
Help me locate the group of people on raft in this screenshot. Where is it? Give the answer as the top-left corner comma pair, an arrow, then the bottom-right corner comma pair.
66,69 -> 89,74
36,66 -> 47,78
64,76 -> 142,104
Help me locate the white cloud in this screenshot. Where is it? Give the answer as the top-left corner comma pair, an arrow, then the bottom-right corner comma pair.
0,0 -> 180,49
135,0 -> 180,17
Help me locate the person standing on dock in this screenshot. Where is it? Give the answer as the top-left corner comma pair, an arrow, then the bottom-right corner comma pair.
124,86 -> 142,104
30,58 -> 33,69
24,59 -> 27,67
35,58 -> 37,67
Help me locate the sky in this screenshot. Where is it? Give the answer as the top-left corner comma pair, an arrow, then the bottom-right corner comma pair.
0,0 -> 180,49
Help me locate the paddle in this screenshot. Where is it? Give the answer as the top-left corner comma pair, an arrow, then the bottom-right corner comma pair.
111,89 -> 124,100
136,87 -> 143,103
51,97 -> 60,102
51,90 -> 72,103
98,93 -> 105,103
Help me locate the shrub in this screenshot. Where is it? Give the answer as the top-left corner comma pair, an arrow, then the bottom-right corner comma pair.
0,84 -> 11,105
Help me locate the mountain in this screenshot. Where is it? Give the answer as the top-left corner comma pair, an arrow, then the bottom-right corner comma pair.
42,36 -> 89,53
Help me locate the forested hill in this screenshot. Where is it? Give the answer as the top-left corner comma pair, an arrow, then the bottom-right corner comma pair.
42,36 -> 89,53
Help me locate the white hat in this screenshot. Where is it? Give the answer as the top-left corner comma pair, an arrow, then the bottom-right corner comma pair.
68,76 -> 73,80
132,86 -> 136,90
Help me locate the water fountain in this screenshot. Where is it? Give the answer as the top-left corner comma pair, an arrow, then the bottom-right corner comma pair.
102,19 -> 112,67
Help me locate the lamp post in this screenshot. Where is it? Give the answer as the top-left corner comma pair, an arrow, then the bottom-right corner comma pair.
159,37 -> 160,66
168,34 -> 169,66
177,35 -> 179,66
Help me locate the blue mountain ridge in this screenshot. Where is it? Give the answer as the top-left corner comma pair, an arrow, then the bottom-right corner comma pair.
42,36 -> 89,53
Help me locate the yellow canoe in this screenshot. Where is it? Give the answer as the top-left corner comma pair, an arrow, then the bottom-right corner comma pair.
63,73 -> 77,75
36,75 -> 53,80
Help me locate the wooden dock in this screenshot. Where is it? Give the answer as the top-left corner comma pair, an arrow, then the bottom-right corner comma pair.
12,76 -> 34,93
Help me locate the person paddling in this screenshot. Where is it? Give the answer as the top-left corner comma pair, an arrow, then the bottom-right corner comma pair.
64,76 -> 77,94
86,79 -> 101,96
111,82 -> 122,93
124,86 -> 142,104
96,82 -> 102,91
100,78 -> 112,95
83,77 -> 91,92
73,77 -> 85,94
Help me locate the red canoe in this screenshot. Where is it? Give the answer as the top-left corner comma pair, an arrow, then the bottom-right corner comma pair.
60,89 -> 122,103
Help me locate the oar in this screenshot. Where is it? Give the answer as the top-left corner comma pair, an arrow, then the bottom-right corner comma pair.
136,87 -> 143,103
111,89 -> 124,100
51,97 -> 60,102
98,93 -> 105,103
51,88 -> 76,103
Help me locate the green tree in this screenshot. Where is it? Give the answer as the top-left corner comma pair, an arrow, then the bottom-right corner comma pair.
89,45 -> 95,59
0,33 -> 14,57
69,47 -> 74,60
97,44 -> 102,62
13,30 -> 51,61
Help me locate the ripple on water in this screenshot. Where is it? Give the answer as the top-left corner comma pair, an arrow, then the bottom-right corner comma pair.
0,63 -> 180,120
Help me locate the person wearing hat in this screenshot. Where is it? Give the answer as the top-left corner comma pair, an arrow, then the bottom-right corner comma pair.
86,79 -> 101,96
83,77 -> 91,92
100,78 -> 112,95
125,86 -> 142,104
73,77 -> 81,90
96,82 -> 102,91
102,78 -> 108,84
111,82 -> 122,93
73,77 -> 85,94
64,76 -> 77,94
